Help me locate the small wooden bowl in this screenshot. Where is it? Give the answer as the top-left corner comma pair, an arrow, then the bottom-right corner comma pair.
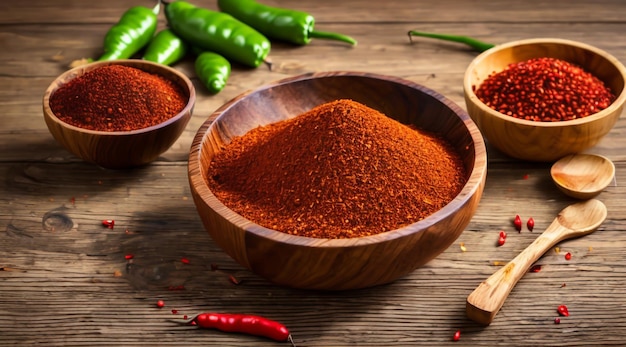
464,38 -> 626,162
43,59 -> 196,169
188,72 -> 487,290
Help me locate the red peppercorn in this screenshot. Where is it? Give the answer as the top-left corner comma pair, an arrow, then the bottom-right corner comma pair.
514,215 -> 522,232
527,217 -> 535,231
557,305 -> 569,317
452,330 -> 461,342
565,252 -> 572,261
156,300 -> 165,308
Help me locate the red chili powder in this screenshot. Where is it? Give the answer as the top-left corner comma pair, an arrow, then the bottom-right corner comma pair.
475,57 -> 615,122
207,99 -> 467,239
49,65 -> 187,131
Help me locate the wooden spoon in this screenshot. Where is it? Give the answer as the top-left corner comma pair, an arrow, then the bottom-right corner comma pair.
466,199 -> 607,325
551,154 -> 615,200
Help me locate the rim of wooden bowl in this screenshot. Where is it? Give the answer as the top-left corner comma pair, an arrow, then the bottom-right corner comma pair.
463,37 -> 626,127
189,71 -> 487,247
42,59 -> 196,135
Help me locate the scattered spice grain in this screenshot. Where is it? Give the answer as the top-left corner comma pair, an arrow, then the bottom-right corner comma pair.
49,65 -> 187,131
475,57 -> 615,122
207,99 -> 467,239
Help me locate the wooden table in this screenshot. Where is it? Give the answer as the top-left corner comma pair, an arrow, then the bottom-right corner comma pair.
2,1 -> 626,345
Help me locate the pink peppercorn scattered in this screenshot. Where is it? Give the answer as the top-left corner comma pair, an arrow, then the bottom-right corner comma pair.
557,305 -> 569,317
513,215 -> 522,232
156,300 -> 165,308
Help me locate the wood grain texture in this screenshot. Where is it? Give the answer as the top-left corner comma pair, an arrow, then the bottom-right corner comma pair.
466,199 -> 607,325
188,72 -> 487,290
464,38 -> 626,162
2,0 -> 626,345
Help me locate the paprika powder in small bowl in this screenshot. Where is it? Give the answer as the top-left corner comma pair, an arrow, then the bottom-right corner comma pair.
188,71 -> 487,291
464,38 -> 626,162
43,59 -> 195,169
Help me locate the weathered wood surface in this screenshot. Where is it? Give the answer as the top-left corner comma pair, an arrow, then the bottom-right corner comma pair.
1,0 -> 626,346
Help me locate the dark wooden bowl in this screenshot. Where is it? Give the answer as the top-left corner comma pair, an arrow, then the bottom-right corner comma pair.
42,59 -> 196,169
464,38 -> 626,162
188,71 -> 487,290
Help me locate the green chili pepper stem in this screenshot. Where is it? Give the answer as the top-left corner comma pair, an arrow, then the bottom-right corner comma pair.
407,30 -> 495,52
309,30 -> 357,45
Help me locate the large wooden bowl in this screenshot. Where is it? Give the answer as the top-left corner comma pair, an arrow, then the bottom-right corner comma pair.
464,38 -> 626,162
43,59 -> 195,169
188,72 -> 487,290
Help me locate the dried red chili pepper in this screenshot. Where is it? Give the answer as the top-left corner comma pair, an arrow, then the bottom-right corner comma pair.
513,214 -> 523,232
179,313 -> 294,344
557,305 -> 569,316
527,217 -> 535,231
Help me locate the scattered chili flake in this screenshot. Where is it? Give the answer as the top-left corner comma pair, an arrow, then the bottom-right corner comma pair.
210,263 -> 220,271
523,174 -> 529,180
514,215 -> 522,232
452,330 -> 461,342
102,219 -> 115,229
499,231 -> 507,239
228,274 -> 241,285
171,309 -> 178,314
113,270 -> 122,277
498,236 -> 506,246
181,257 -> 190,264
460,242 -> 467,252
70,197 -> 76,206
530,264 -> 542,273
183,315 -> 188,320
527,217 -> 534,231
588,246 -> 593,252
564,252 -> 572,261
561,283 -> 567,288
554,317 -> 561,324
156,300 -> 165,308
554,247 -> 561,254
557,305 -> 569,317
492,261 -> 506,266
124,254 -> 134,260
167,285 -> 186,291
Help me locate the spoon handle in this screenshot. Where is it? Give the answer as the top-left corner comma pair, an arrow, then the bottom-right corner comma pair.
466,219 -> 569,325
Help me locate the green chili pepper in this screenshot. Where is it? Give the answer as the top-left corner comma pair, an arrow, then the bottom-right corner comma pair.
98,3 -> 160,61
217,0 -> 357,46
194,51 -> 231,94
407,31 -> 495,52
163,0 -> 270,68
142,28 -> 189,66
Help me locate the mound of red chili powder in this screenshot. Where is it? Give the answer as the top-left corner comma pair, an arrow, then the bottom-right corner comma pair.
49,65 -> 187,131
207,99 -> 467,239
475,57 -> 615,122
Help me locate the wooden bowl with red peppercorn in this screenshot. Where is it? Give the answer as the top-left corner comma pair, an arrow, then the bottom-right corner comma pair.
43,59 -> 196,169
464,38 -> 626,162
188,71 -> 487,290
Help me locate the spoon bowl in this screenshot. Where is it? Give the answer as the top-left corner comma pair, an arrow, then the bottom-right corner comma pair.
551,154 -> 615,199
466,199 -> 608,325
